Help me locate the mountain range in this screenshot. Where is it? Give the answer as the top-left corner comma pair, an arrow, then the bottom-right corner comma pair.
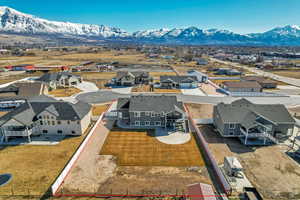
1,6 -> 300,46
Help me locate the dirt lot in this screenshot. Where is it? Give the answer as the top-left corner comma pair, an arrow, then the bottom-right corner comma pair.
100,129 -> 204,166
48,87 -> 81,97
0,123 -> 94,196
92,104 -> 110,116
199,125 -> 300,200
200,83 -> 223,95
0,72 -> 43,85
273,70 -> 300,79
288,106 -> 300,120
185,103 -> 214,119
149,71 -> 177,79
131,84 -> 151,92
153,88 -> 181,93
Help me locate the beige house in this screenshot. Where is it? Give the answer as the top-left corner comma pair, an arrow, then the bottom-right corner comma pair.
0,96 -> 91,143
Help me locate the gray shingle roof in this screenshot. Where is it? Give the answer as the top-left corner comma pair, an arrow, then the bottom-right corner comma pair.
37,72 -> 79,83
160,76 -> 197,84
117,95 -> 185,113
223,81 -> 262,89
215,99 -> 295,124
0,97 -> 91,126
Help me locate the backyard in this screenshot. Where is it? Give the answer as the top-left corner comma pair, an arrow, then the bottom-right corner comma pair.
100,129 -> 204,166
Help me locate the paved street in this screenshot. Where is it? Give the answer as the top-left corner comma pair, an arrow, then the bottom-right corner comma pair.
210,57 -> 300,87
77,90 -> 300,106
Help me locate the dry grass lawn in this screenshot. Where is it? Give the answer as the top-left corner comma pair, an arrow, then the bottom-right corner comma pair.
131,84 -> 151,92
100,129 -> 204,166
149,71 -> 177,79
75,72 -> 116,80
48,87 -> 81,97
153,88 -> 181,93
0,124 -> 95,196
92,104 -> 110,116
185,103 -> 214,119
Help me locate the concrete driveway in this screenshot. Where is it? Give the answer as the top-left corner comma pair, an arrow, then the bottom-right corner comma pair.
181,88 -> 206,96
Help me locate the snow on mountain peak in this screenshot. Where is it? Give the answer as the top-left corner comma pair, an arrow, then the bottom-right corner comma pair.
0,6 -> 129,37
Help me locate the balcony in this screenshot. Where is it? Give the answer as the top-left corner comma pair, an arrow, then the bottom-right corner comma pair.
4,129 -> 33,137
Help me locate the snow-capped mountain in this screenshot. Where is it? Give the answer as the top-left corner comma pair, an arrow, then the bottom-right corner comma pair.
1,6 -> 300,45
0,6 -> 129,38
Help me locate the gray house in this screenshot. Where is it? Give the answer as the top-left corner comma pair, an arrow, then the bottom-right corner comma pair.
114,95 -> 188,132
111,71 -> 151,86
37,72 -> 82,89
213,99 -> 295,145
160,76 -> 198,89
0,96 -> 91,143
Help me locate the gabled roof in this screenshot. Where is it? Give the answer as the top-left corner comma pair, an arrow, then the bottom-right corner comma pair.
115,71 -> 149,80
160,76 -> 197,84
0,97 -> 91,126
117,95 -> 185,113
215,99 -> 295,124
37,72 -> 80,83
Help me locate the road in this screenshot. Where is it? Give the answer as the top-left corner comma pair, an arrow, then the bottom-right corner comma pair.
210,57 -> 300,87
76,90 -> 300,107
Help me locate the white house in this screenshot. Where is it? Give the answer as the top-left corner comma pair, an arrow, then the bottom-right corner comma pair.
0,96 -> 91,143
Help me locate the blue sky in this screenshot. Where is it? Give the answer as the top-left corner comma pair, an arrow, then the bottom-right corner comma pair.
1,0 -> 300,33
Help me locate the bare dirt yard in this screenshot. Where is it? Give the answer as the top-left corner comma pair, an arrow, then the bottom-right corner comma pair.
131,84 -> 151,92
200,83 -> 223,95
185,103 -> 214,119
92,104 -> 110,116
199,125 -> 300,200
273,70 -> 300,79
153,88 -> 181,93
48,87 -> 81,97
288,106 -> 300,120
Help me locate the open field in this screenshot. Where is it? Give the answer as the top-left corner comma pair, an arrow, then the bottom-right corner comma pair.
153,88 -> 181,93
92,104 -> 110,116
75,72 -> 116,80
100,129 -> 204,166
199,125 -> 300,200
48,87 -> 81,97
272,70 -> 300,79
0,123 -> 95,196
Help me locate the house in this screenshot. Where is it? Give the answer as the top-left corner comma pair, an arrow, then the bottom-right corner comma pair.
36,72 -> 82,89
0,82 -> 45,98
96,64 -> 114,72
5,64 -> 35,71
187,70 -> 208,83
0,96 -> 92,143
222,81 -> 262,93
241,76 -> 277,89
213,99 -> 295,145
111,71 -> 151,86
187,183 -> 217,200
113,95 -> 188,132
194,58 -> 208,65
160,75 -> 198,89
215,68 -> 242,76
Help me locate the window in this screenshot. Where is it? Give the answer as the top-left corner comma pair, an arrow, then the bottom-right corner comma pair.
155,121 -> 161,126
46,115 -> 49,119
47,121 -> 51,125
57,130 -> 63,134
229,131 -> 234,136
229,123 -> 235,129
42,130 -> 48,134
151,112 -> 155,117
40,121 -> 43,125
77,121 -> 80,125
51,116 -> 54,119
38,116 -> 42,119
134,112 -> 140,117
52,121 -> 55,126
145,112 -> 150,116
135,121 -> 140,126
67,121 -> 70,124
156,113 -> 160,117
57,121 -> 61,125
145,121 -> 150,126
71,131 -> 76,134
141,121 -> 145,126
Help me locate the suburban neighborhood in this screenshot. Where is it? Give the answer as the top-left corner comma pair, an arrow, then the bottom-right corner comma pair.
1,3 -> 300,200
